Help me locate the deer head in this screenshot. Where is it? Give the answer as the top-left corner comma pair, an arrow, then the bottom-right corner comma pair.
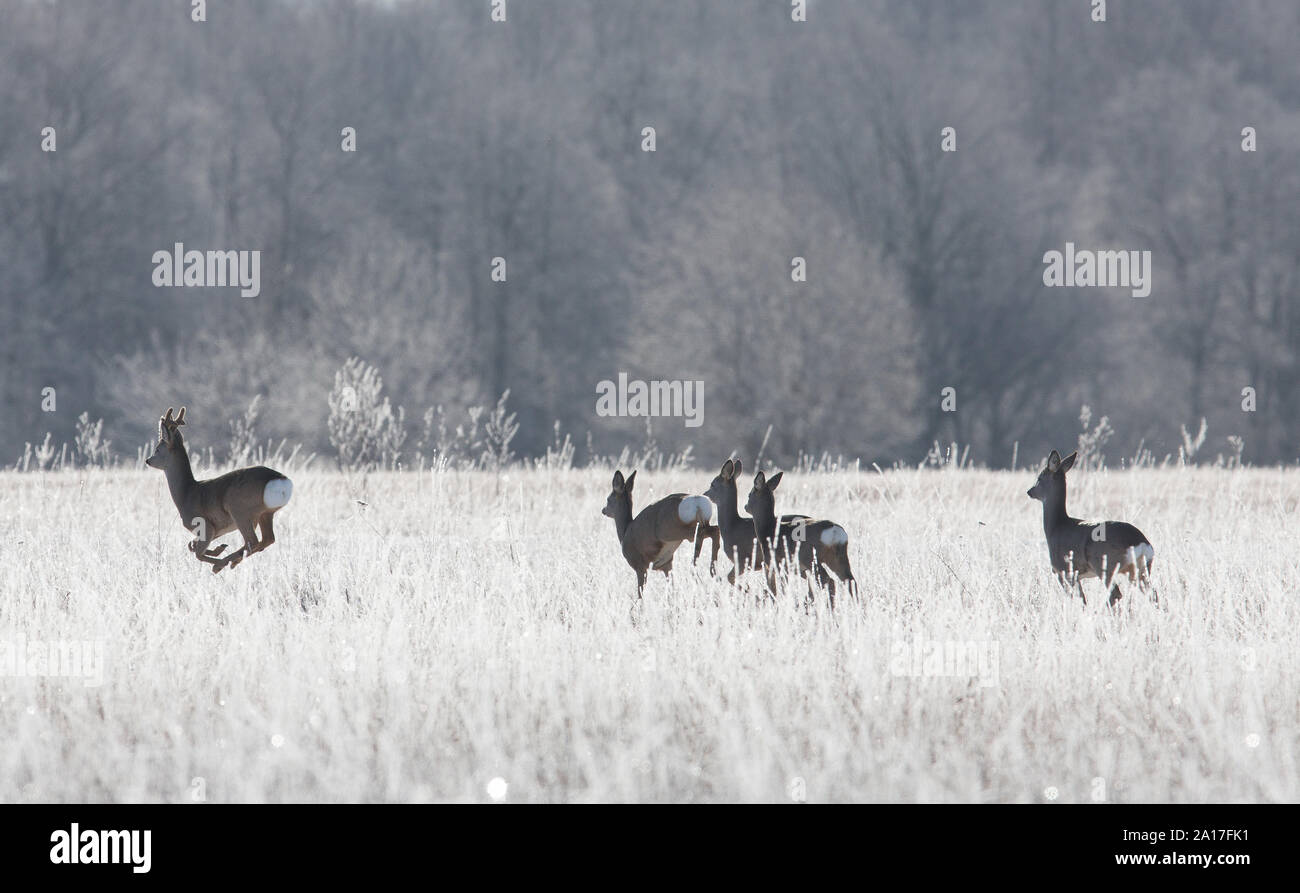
705,458 -> 741,507
146,406 -> 188,470
1027,449 -> 1076,501
602,469 -> 636,518
744,469 -> 783,518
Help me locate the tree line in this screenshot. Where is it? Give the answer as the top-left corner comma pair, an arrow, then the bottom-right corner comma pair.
1,0 -> 1296,469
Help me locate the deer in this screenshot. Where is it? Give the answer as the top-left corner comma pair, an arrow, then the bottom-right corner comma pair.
745,470 -> 857,607
1027,449 -> 1154,606
146,407 -> 293,573
602,469 -> 720,594
704,458 -> 766,583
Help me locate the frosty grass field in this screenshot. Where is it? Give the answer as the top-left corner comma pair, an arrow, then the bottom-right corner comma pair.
1,465 -> 1296,803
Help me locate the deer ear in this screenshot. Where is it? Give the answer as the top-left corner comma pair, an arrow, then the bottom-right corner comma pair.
612,470 -> 625,491
624,470 -> 636,491
721,459 -> 734,480
753,471 -> 766,488
768,471 -> 783,491
733,458 -> 743,476
176,406 -> 186,426
1059,451 -> 1077,473
1046,449 -> 1062,473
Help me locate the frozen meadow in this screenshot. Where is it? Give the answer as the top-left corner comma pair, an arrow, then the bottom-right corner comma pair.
0,465 -> 1296,802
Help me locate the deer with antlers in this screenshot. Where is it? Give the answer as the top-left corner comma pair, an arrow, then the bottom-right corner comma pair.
147,407 -> 293,573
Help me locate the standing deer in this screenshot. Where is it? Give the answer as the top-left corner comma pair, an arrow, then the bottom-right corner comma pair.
746,470 -> 857,606
1027,449 -> 1153,606
602,469 -> 719,594
146,407 -> 293,573
704,458 -> 764,582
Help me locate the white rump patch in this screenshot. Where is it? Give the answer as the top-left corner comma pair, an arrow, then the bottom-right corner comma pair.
263,477 -> 293,509
819,525 -> 848,547
1125,543 -> 1154,566
678,495 -> 712,525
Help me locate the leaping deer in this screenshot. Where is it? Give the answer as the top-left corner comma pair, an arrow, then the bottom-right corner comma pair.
602,469 -> 719,595
147,407 -> 293,573
1027,449 -> 1154,606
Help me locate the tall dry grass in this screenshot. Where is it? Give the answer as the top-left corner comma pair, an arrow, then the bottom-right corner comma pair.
0,465 -> 1296,802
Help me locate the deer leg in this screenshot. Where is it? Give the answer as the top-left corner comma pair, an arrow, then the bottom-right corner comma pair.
1058,572 -> 1085,605
805,561 -> 834,611
257,512 -> 276,552
193,538 -> 244,574
804,572 -> 818,613
233,516 -> 261,560
792,561 -> 810,610
820,542 -> 858,603
1137,558 -> 1158,604
763,566 -> 778,596
1107,581 -> 1123,607
1054,571 -> 1070,596
691,524 -> 718,570
189,540 -> 227,558
691,528 -> 706,563
191,538 -> 224,569
205,518 -> 258,574
213,546 -> 250,573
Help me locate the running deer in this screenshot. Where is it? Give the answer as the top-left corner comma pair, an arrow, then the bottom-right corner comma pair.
1027,449 -> 1154,606
147,407 -> 293,573
602,469 -> 719,594
704,458 -> 765,582
746,470 -> 857,606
